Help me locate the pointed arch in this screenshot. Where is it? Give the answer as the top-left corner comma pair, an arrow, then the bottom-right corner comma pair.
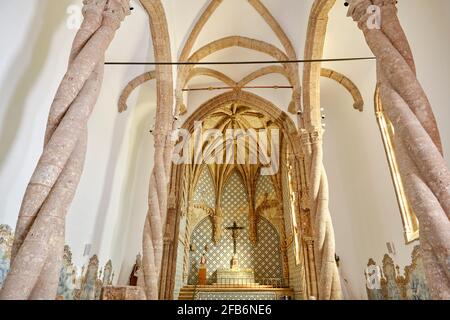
191,164 -> 216,211
320,68 -> 364,112
303,0 -> 336,128
183,91 -> 298,139
189,36 -> 288,64
118,71 -> 156,113
238,65 -> 290,87
186,67 -> 237,88
178,36 -> 298,100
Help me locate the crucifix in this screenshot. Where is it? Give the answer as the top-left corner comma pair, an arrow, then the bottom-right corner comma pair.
226,221 -> 245,254
226,221 -> 245,270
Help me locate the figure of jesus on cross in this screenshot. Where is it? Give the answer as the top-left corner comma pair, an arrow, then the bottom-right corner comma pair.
226,221 -> 245,270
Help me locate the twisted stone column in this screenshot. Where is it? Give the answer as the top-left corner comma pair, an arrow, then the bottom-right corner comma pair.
139,0 -> 174,300
0,0 -> 130,300
301,129 -> 342,300
302,0 -> 342,300
347,0 -> 450,299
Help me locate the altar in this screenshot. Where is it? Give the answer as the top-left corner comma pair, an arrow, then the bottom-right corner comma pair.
179,221 -> 294,300
216,268 -> 255,286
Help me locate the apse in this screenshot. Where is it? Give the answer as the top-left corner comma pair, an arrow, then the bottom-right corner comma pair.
0,0 -> 449,303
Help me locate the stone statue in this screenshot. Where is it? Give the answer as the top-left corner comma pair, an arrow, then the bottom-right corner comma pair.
200,254 -> 207,266
209,208 -> 223,244
129,254 -> 142,287
198,252 -> 208,285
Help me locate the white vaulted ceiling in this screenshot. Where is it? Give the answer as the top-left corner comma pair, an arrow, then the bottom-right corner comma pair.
153,0 -> 317,116
192,0 -> 285,52
164,0 -> 312,60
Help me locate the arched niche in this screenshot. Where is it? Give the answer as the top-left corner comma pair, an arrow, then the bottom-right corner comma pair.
159,91 -> 312,300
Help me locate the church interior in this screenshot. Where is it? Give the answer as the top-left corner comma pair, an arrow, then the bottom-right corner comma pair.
0,0 -> 449,301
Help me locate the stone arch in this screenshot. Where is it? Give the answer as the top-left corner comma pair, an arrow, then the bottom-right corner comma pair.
186,67 -> 237,88
183,91 -> 298,140
177,36 -> 301,115
118,71 -> 155,113
188,36 -> 288,63
183,65 -> 294,115
238,65 -> 290,88
185,65 -> 292,90
221,167 -> 248,200
302,0 -> 336,128
160,90 -> 309,299
320,68 -> 364,112
181,90 -> 301,163
192,164 -> 216,210
178,36 -> 294,90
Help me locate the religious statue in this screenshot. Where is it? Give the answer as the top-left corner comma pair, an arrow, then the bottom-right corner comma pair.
200,253 -> 207,266
201,245 -> 209,265
129,254 -> 143,286
209,208 -> 223,244
198,252 -> 208,286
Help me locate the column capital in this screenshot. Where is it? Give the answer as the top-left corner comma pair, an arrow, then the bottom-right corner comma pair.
82,0 -> 107,17
310,128 -> 323,143
102,0 -> 131,29
300,128 -> 323,145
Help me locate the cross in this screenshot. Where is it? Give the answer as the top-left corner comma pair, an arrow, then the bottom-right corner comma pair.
226,221 -> 245,255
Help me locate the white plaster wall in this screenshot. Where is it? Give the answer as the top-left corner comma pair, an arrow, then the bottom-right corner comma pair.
321,0 -> 450,299
1,0 -> 449,298
0,0 -> 156,284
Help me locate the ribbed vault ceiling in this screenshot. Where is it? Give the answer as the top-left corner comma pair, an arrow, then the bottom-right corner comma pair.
156,0 -> 314,116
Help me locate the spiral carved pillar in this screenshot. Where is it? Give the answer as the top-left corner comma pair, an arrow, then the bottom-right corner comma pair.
347,0 -> 450,299
139,0 -> 174,300
300,129 -> 342,300
0,0 -> 130,300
